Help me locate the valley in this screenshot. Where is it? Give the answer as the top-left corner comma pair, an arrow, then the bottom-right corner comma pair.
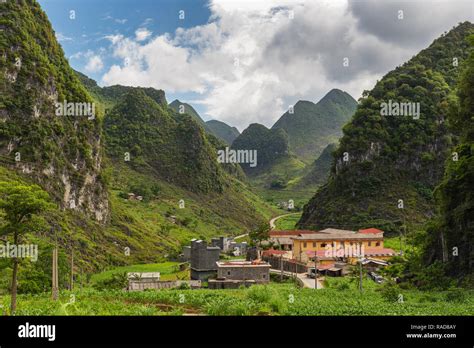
0,0 -> 472,320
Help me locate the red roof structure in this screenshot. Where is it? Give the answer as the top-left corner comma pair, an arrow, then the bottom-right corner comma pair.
358,228 -> 384,234
269,230 -> 318,236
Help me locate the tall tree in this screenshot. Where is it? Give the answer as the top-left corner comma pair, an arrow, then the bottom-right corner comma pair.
0,181 -> 52,314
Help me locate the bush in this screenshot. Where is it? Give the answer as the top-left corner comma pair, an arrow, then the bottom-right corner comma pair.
247,285 -> 272,303
444,288 -> 467,303
93,272 -> 128,290
379,283 -> 405,303
336,282 -> 350,290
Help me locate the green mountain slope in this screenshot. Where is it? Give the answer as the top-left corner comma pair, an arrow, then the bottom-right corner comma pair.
0,1 -> 278,279
169,99 -> 207,128
231,123 -> 290,174
272,89 -> 357,163
300,143 -> 337,188
205,119 -> 240,145
75,70 -> 167,110
425,34 -> 474,280
104,89 -> 224,194
298,22 -> 474,233
0,0 -> 108,221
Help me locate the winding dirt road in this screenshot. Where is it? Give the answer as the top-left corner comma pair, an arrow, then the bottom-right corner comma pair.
269,212 -> 301,229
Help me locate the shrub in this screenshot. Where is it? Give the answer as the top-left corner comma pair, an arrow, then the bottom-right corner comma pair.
444,288 -> 467,303
379,283 -> 405,303
247,285 -> 272,303
93,272 -> 128,290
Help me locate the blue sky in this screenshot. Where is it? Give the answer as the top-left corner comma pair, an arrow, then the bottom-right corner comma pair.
39,0 -> 212,116
37,0 -> 473,131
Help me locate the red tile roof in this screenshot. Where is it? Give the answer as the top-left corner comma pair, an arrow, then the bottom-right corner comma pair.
269,230 -> 318,236
317,263 -> 335,270
364,248 -> 396,256
358,228 -> 384,234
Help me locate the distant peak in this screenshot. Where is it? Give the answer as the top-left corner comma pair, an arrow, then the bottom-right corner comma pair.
324,88 -> 347,98
320,89 -> 356,104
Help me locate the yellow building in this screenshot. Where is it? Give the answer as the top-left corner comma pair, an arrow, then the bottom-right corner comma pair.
292,228 -> 395,264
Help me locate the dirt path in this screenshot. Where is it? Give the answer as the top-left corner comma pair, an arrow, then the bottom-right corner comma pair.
269,212 -> 300,229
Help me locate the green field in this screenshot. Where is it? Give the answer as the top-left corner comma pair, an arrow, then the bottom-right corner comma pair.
90,262 -> 188,284
1,279 -> 472,316
274,213 -> 302,230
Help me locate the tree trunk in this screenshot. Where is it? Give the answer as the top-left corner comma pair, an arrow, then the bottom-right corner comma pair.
10,233 -> 19,315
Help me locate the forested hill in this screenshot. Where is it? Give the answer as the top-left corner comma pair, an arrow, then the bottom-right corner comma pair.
104,89 -> 225,194
272,89 -> 357,163
205,119 -> 240,145
231,123 -> 292,175
425,33 -> 474,280
298,22 -> 474,233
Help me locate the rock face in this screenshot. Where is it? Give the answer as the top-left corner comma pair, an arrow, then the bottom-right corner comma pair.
298,22 -> 474,233
0,0 -> 109,222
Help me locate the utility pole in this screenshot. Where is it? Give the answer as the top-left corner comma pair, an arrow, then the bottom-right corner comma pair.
314,255 -> 318,290
70,247 -> 74,291
52,246 -> 59,301
400,214 -> 406,256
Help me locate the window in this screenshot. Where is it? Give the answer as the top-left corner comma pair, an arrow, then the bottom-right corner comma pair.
368,242 -> 372,247
303,242 -> 307,248
321,243 -> 326,248
376,242 -> 380,247
312,242 -> 316,247
262,274 -> 266,279
227,271 -> 231,276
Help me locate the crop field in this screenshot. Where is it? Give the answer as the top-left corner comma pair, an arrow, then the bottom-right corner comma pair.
2,279 -> 472,316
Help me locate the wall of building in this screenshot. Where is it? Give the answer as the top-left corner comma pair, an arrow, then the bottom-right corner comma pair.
208,279 -> 256,289
217,266 -> 269,283
191,269 -> 217,281
128,280 -> 201,291
293,239 -> 384,262
190,240 -> 220,271
263,256 -> 307,273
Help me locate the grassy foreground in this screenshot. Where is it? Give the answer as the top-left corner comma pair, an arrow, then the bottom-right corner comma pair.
1,280 -> 472,316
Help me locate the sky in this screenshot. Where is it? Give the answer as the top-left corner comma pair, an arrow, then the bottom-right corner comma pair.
38,0 -> 474,132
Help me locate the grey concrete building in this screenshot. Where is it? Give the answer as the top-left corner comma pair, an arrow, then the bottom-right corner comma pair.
190,240 -> 220,281
216,260 -> 270,283
211,236 -> 233,252
229,241 -> 248,256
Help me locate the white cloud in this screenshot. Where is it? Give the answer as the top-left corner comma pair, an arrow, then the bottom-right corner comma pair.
102,14 -> 127,24
56,32 -> 73,42
135,28 -> 152,42
85,55 -> 104,73
99,0 -> 473,130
